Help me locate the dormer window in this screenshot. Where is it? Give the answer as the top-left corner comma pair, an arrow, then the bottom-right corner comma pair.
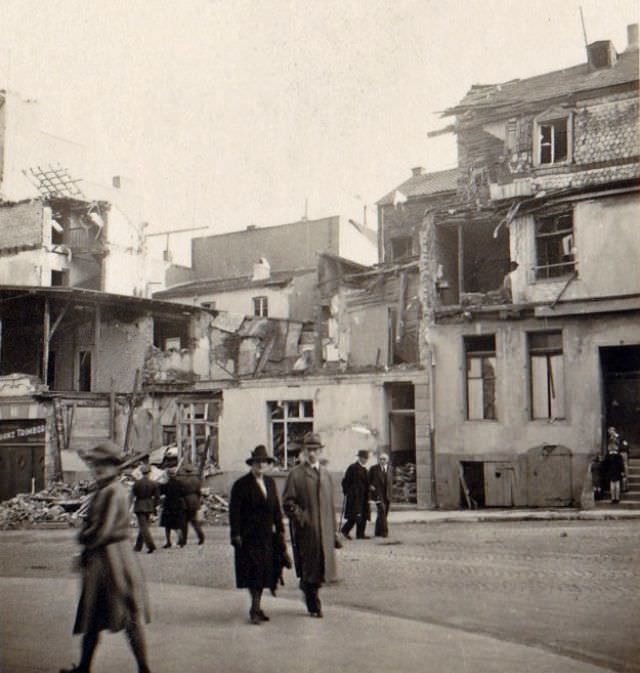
534,108 -> 572,167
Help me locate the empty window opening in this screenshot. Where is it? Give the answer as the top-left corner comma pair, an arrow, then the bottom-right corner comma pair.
78,350 -> 92,392
390,236 -> 413,261
153,317 -> 190,351
538,118 -> 568,165
51,270 -> 68,287
535,209 -> 575,280
268,400 -> 314,468
465,335 -> 497,420
529,331 -> 565,420
253,296 -> 268,317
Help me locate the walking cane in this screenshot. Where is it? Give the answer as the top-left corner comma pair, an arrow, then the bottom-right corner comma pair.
339,494 -> 346,533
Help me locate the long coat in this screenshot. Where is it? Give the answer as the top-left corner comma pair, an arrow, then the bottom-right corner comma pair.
342,461 -> 370,520
131,476 -> 160,514
73,477 -> 150,634
179,474 -> 203,512
159,476 -> 186,530
229,473 -> 284,590
283,463 -> 337,585
368,464 -> 393,506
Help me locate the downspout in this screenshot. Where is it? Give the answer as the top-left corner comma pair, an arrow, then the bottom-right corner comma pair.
427,348 -> 438,509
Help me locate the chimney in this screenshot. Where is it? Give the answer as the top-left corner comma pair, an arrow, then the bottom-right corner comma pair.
411,166 -> 425,177
112,176 -> 121,189
246,224 -> 257,231
626,23 -> 639,51
587,40 -> 618,69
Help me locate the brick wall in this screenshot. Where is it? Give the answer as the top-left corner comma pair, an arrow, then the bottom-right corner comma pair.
0,201 -> 43,251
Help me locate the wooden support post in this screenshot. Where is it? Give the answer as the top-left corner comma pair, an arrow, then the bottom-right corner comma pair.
457,222 -> 465,300
42,299 -> 50,385
123,368 -> 141,454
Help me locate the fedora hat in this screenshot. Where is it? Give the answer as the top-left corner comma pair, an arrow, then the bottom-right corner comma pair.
301,432 -> 324,449
82,440 -> 123,466
357,449 -> 369,459
246,445 -> 275,465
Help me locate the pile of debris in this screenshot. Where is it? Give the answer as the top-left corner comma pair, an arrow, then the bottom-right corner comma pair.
199,489 -> 229,525
0,482 -> 91,530
392,463 -> 417,503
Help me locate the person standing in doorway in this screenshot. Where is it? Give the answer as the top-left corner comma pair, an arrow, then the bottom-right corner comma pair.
283,432 -> 338,618
607,445 -> 625,504
131,464 -> 160,554
229,445 -> 287,624
178,463 -> 205,546
60,441 -> 152,673
369,452 -> 393,538
341,450 -> 370,540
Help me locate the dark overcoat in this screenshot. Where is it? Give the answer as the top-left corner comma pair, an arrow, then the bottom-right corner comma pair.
283,463 -> 337,585
73,478 -> 150,634
179,474 -> 203,512
159,476 -> 186,530
131,476 -> 160,514
606,452 -> 625,482
229,472 -> 284,590
342,461 -> 370,520
369,464 -> 393,505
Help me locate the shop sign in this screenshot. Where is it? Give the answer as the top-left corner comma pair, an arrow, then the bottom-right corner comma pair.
0,420 -> 47,444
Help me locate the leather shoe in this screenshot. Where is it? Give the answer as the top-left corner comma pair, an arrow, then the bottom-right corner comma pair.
258,610 -> 270,621
309,610 -> 323,618
162,543 -> 171,549
357,535 -> 371,540
147,548 -> 155,554
249,611 -> 262,625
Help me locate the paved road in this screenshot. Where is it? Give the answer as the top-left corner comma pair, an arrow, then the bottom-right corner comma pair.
1,518 -> 639,672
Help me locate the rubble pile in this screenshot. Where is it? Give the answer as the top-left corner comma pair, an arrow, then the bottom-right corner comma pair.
0,482 -> 91,530
392,463 -> 417,503
199,490 -> 229,525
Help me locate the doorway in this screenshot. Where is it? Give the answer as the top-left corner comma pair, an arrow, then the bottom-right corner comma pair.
600,346 -> 640,456
386,383 -> 417,503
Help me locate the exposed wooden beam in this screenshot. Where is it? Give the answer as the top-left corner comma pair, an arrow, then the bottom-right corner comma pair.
42,299 -> 50,385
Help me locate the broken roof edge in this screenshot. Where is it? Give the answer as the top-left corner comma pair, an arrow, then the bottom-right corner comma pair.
318,251 -> 371,272
376,167 -> 459,206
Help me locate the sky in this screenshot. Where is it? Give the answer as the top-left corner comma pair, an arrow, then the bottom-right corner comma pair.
0,0 -> 638,264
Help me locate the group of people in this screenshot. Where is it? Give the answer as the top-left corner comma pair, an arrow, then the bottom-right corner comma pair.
131,462 -> 205,553
61,432 -> 390,672
340,449 -> 393,539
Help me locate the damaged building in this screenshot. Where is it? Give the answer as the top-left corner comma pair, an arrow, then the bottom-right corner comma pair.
421,24 -> 640,508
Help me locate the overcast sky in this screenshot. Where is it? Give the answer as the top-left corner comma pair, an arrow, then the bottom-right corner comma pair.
0,0 -> 638,262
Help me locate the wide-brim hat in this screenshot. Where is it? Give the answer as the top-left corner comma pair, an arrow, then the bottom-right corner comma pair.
301,432 -> 324,449
82,440 -> 123,466
357,449 -> 370,459
246,445 -> 275,465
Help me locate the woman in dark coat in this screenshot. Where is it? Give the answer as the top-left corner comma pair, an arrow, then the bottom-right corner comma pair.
229,445 -> 286,624
60,441 -> 151,673
159,467 -> 186,548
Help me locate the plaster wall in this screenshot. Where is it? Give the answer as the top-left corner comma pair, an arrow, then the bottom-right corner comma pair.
430,313 -> 640,507
510,193 -> 640,304
339,223 -> 377,266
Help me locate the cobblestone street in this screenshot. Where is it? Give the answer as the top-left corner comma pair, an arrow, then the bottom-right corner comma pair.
2,519 -> 639,672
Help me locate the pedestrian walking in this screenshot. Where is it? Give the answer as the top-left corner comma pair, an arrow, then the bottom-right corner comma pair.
178,463 -> 205,546
131,464 -> 160,554
283,432 -> 338,618
229,445 -> 289,625
159,466 -> 186,548
340,449 -> 370,539
369,452 -> 392,538
60,441 -> 152,673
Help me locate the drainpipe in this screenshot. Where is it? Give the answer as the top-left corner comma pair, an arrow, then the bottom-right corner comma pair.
427,348 -> 438,508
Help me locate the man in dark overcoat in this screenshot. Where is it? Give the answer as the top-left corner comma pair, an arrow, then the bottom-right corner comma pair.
283,432 -> 337,618
178,463 -> 205,546
159,466 -> 186,548
369,452 -> 393,538
340,449 -> 370,539
229,445 -> 286,624
131,463 -> 160,553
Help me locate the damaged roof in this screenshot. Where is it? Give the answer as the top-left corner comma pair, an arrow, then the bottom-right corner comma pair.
154,269 -> 298,299
444,48 -> 639,118
377,167 -> 459,206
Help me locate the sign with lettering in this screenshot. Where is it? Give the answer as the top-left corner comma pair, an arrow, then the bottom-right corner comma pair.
0,420 -> 47,444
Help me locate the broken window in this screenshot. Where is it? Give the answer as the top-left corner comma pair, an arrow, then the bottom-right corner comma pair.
464,335 -> 497,420
268,400 -> 314,468
177,400 -> 220,468
535,209 -> 575,280
537,118 -> 568,165
153,316 -> 191,351
529,331 -> 565,420
253,296 -> 268,317
390,236 -> 413,261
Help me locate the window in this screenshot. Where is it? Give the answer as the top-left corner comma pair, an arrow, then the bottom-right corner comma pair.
78,350 -> 92,392
464,335 -> 497,420
391,236 -> 413,261
538,118 -> 568,165
535,209 -> 575,280
268,400 -> 314,468
253,296 -> 268,317
529,332 -> 565,420
177,400 -> 220,468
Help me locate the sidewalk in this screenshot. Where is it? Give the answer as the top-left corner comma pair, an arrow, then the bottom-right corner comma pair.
387,506 -> 640,525
1,576 -> 615,673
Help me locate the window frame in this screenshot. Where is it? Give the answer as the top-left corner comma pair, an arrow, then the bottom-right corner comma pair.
268,400 -> 314,468
528,331 -> 566,421
463,335 -> 497,421
533,109 -> 573,168
534,208 -> 576,280
253,296 -> 269,317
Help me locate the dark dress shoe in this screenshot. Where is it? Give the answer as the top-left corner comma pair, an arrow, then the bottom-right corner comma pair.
147,548 -> 155,554
162,543 -> 172,549
198,538 -> 205,545
258,610 -> 270,621
357,535 -> 371,540
249,611 -> 262,625
309,610 -> 323,618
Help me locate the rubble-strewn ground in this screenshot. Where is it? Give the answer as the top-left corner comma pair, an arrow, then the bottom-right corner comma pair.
1,520 -> 639,672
